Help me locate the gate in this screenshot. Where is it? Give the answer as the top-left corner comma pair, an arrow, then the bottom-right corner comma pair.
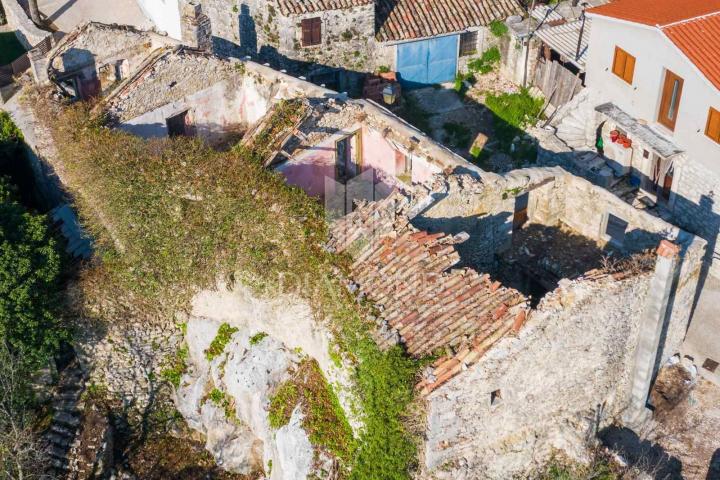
397,35 -> 458,88
532,59 -> 583,107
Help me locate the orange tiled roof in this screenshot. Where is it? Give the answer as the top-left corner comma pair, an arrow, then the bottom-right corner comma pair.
276,0 -> 372,15
587,0 -> 720,27
589,0 -> 720,91
376,0 -> 522,42
663,13 -> 720,91
329,192 -> 529,394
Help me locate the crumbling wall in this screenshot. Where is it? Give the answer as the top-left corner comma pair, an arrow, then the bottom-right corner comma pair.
424,274 -> 651,479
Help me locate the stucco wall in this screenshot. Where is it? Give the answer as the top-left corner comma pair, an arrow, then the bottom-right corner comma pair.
584,15 -> 720,173
136,0 -> 182,39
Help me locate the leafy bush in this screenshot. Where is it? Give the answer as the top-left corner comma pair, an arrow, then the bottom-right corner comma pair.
489,20 -> 509,38
485,87 -> 544,129
205,323 -> 239,361
0,178 -> 67,367
468,46 -> 501,75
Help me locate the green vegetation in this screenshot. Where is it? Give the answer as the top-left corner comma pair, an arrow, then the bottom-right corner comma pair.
468,46 -> 501,75
37,97 -> 422,479
268,359 -> 355,466
535,454 -> 619,480
481,88 -> 544,163
443,122 -> 472,149
208,387 -> 225,404
249,331 -> 269,345
1,112 -> 67,367
205,323 -> 239,361
0,32 -> 26,65
489,20 -> 509,38
161,344 -> 189,387
377,65 -> 391,74
268,382 -> 299,428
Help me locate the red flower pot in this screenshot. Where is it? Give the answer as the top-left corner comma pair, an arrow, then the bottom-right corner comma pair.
610,130 -> 620,142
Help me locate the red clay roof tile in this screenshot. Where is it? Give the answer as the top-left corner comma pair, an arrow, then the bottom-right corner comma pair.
589,0 -> 720,90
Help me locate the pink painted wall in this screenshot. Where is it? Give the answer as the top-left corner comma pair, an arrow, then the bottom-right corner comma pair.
275,141 -> 337,198
276,123 -> 440,200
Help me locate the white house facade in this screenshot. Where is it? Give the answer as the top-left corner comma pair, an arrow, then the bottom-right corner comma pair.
580,0 -> 720,278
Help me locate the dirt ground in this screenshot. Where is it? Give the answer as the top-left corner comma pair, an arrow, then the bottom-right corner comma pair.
650,368 -> 720,479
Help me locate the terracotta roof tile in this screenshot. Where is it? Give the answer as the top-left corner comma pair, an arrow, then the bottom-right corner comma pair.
376,0 -> 523,42
276,0 -> 373,15
587,0 -> 720,27
589,0 -> 720,92
663,13 -> 720,91
329,192 -> 529,394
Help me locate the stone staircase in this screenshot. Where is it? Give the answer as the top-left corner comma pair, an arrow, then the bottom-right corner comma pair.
551,88 -> 597,150
45,358 -> 87,477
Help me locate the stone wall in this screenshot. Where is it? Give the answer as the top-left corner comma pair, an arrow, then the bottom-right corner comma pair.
424,274 -> 651,479
417,167 -> 706,479
669,156 -> 720,278
1,0 -> 49,49
197,0 -> 378,73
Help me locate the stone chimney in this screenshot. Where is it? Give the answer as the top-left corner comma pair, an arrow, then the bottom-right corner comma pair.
180,1 -> 212,52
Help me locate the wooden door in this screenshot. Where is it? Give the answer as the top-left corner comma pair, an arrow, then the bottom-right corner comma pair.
658,70 -> 684,131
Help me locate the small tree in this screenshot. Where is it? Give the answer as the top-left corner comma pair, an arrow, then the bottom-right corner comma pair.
0,178 -> 67,367
0,343 -> 46,480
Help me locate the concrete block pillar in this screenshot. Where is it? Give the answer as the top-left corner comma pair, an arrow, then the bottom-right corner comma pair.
180,1 -> 212,52
28,47 -> 49,85
624,240 -> 681,427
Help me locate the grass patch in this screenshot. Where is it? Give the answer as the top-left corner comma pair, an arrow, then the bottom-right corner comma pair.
479,87 -> 543,164
489,20 -> 509,38
0,32 -> 26,65
442,122 -> 472,149
468,46 -> 501,75
268,359 -> 355,466
249,331 -> 269,345
31,94 -> 422,480
205,323 -> 238,361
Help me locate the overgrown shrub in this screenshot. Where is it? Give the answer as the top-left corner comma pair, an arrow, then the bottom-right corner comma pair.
268,358 -> 355,467
481,88 -> 544,162
468,46 -> 501,75
489,20 -> 509,38
205,323 -> 239,361
34,97 -> 421,479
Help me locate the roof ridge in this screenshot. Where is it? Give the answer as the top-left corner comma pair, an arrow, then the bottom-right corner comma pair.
659,9 -> 720,28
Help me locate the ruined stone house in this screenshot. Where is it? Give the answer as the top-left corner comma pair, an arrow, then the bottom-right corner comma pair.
137,0 -> 522,90
39,3 -> 212,100
92,36 -> 480,214
329,167 -> 705,478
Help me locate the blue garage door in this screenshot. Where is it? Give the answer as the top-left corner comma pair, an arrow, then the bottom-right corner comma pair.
397,35 -> 459,88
